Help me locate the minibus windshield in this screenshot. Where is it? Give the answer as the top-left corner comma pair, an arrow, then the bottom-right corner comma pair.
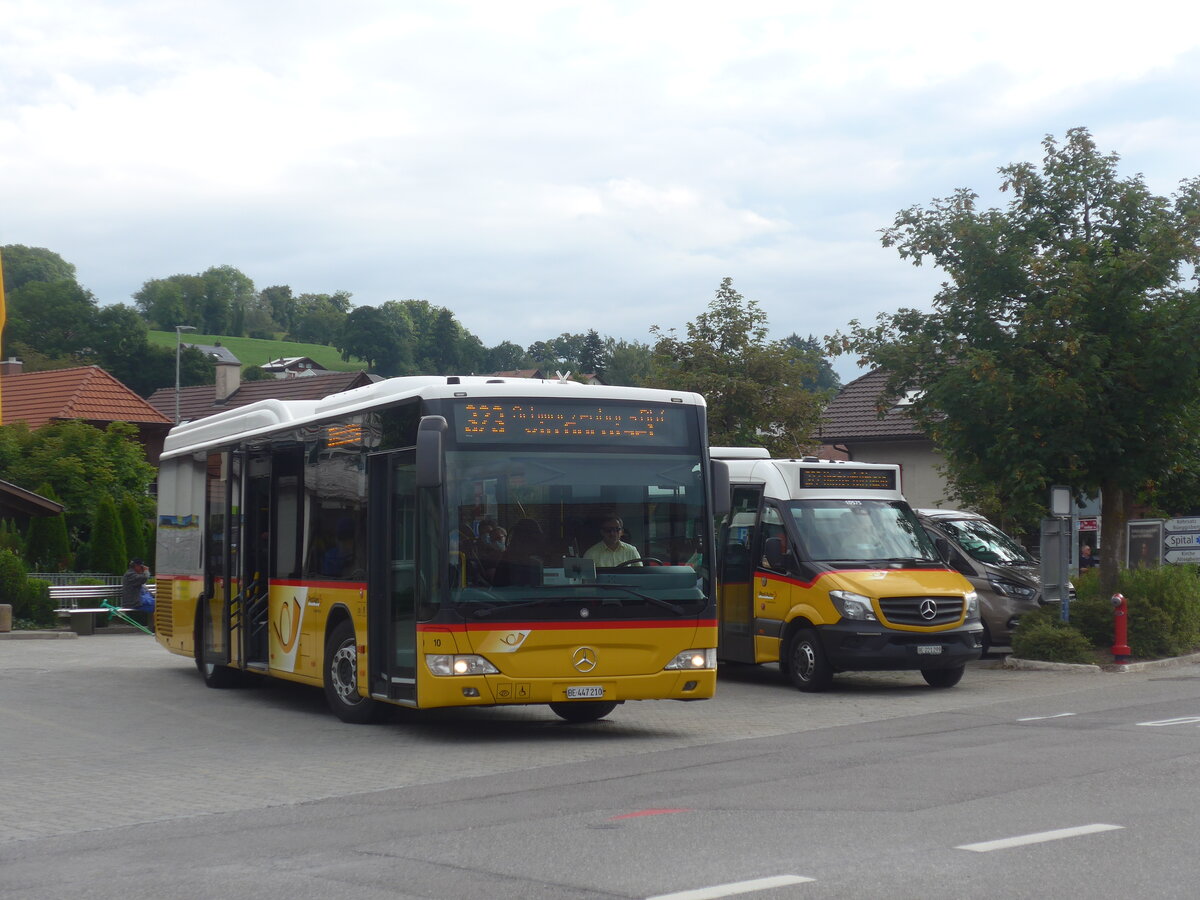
788,499 -> 940,564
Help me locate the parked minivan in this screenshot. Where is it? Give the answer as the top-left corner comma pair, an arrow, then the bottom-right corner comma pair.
916,509 -> 1043,651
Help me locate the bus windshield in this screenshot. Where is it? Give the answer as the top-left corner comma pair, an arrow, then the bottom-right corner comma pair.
444,449 -> 709,619
788,498 -> 940,565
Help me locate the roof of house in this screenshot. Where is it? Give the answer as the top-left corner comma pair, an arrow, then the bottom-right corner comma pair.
187,343 -> 241,365
262,356 -> 326,371
1,366 -> 174,430
146,370 -> 378,423
818,368 -> 926,444
0,478 -> 64,517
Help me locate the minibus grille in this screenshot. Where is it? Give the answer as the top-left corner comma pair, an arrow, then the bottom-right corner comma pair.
155,580 -> 173,638
878,595 -> 964,627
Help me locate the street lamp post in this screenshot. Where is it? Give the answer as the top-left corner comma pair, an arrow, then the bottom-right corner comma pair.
174,325 -> 197,423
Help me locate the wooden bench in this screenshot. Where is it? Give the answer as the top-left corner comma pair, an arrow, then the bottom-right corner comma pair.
49,584 -> 153,635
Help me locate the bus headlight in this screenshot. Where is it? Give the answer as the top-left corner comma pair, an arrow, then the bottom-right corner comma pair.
425,654 -> 500,676
964,590 -> 980,621
830,590 -> 877,622
664,648 -> 716,670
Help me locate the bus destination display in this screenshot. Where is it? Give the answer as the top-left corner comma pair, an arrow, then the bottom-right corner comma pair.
455,401 -> 689,446
796,467 -> 897,491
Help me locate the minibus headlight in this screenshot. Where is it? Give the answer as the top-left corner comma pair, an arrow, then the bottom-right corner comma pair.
425,654 -> 500,676
964,590 -> 980,620
986,574 -> 1036,601
830,590 -> 877,622
665,648 -> 716,670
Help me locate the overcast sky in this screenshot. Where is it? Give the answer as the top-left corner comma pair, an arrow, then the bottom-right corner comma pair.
4,1 -> 1200,381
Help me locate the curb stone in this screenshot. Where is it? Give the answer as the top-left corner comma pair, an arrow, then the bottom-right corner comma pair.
1003,650 -> 1200,674
0,630 -> 79,640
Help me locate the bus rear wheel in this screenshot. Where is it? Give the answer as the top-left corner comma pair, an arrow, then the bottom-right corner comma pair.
922,665 -> 965,688
549,701 -> 618,722
784,628 -> 834,692
323,619 -> 384,724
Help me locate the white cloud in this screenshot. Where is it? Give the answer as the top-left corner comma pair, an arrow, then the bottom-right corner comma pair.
3,0 -> 1200,387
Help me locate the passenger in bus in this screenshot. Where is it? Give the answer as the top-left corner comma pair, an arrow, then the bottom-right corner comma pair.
320,516 -> 357,578
583,516 -> 641,567
491,518 -> 545,586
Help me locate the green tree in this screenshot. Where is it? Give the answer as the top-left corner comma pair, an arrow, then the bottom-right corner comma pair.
290,292 -> 352,344
603,339 -> 653,386
831,128 -> 1200,593
118,494 -> 147,563
0,244 -> 76,294
338,306 -> 404,373
6,279 -> 98,358
782,334 -> 841,395
649,277 -> 825,455
479,341 -> 531,373
24,483 -> 71,572
89,495 -> 127,576
0,421 -> 157,548
579,329 -> 608,378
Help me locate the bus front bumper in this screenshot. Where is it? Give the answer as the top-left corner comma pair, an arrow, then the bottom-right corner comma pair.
820,622 -> 984,671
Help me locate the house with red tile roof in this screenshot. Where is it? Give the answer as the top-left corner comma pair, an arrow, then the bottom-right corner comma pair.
0,360 -> 174,465
816,368 -> 954,509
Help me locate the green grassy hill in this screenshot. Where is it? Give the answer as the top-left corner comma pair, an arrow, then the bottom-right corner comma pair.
147,332 -> 368,373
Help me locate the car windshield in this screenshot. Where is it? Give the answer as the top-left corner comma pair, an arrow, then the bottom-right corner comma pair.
786,499 -> 939,564
937,518 -> 1034,565
443,449 -> 710,619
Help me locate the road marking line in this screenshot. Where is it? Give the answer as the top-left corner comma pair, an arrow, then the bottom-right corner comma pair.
957,823 -> 1123,852
1017,713 -> 1076,721
1138,716 -> 1200,727
646,875 -> 815,900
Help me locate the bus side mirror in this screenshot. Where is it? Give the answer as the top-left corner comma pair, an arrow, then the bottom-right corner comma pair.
416,416 -> 447,488
710,459 -> 730,518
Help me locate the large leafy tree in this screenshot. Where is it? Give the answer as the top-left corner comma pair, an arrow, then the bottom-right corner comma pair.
831,128 -> 1200,591
338,306 -> 405,373
648,277 -> 825,455
0,420 -> 156,548
0,244 -> 76,294
6,279 -> 98,358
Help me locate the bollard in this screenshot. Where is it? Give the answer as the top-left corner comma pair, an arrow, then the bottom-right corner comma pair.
1111,593 -> 1131,664
0,603 -> 10,632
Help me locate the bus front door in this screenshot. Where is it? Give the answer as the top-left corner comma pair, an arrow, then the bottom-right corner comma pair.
717,484 -> 762,663
368,450 -> 418,705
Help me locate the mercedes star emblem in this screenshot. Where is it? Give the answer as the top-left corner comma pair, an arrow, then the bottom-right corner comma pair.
572,646 -> 598,673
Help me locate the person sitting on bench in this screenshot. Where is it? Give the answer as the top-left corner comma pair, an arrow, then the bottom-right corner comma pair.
121,558 -> 154,612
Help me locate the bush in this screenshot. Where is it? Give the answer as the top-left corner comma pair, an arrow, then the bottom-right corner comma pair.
1070,565 -> 1200,658
21,578 -> 56,627
1011,605 -> 1096,664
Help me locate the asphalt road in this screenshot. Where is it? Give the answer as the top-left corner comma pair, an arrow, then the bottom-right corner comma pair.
3,634 -> 1200,899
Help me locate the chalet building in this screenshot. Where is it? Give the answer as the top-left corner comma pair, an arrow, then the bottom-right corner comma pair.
261,356 -> 328,378
0,359 -> 174,465
816,368 -> 953,510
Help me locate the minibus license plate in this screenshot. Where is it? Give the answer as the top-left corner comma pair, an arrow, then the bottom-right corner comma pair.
917,645 -> 942,655
567,686 -> 605,699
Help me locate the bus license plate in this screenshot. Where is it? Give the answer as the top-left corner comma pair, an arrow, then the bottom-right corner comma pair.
917,645 -> 943,655
566,686 -> 605,699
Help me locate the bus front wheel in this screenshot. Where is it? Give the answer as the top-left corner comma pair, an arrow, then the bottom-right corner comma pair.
549,701 -> 618,722
323,619 -> 384,724
784,628 -> 834,692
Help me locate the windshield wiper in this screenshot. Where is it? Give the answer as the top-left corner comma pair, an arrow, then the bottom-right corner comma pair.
585,584 -> 688,616
467,587 -> 688,618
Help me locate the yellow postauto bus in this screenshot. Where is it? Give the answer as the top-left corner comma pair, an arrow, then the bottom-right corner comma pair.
712,449 -> 982,690
153,376 -> 724,723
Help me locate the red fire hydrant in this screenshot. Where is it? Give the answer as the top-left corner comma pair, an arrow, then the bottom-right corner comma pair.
1112,593 -> 1131,664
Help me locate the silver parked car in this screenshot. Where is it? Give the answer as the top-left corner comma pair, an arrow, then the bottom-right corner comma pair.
916,509 -> 1046,652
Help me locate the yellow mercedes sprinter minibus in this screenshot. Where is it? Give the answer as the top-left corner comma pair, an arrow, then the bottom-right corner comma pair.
713,449 -> 982,690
